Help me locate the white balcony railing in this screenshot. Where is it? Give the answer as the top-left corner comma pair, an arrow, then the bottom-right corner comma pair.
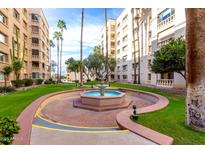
156,79 -> 174,88
157,15 -> 175,30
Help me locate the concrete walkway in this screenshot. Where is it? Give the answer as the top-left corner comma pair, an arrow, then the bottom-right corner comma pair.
30,126 -> 156,145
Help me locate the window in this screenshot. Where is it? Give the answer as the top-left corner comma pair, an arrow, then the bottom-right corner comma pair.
122,35 -> 128,42
148,59 -> 151,67
117,23 -> 120,28
13,25 -> 20,35
122,15 -> 128,23
148,30 -> 152,38
117,40 -> 120,46
123,25 -> 128,33
122,55 -> 127,62
23,20 -> 27,30
117,75 -> 120,79
32,37 -> 39,44
32,49 -> 39,55
0,32 -> 8,44
0,73 -> 4,80
32,26 -> 39,34
122,45 -> 128,52
0,11 -> 8,25
148,73 -> 151,80
117,66 -> 120,71
111,42 -> 115,48
13,9 -> 20,21
132,63 -> 138,68
111,50 -> 115,55
122,65 -> 127,71
32,72 -> 40,79
0,51 -> 8,62
117,32 -> 120,37
31,13 -> 39,22
24,74 -> 28,79
111,25 -> 115,31
123,75 -> 127,79
117,49 -> 120,54
111,33 -> 115,40
158,8 -> 175,23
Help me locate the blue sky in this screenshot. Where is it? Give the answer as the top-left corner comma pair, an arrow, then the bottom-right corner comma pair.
43,8 -> 123,75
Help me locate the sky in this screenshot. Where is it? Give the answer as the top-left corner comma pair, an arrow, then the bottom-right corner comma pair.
43,8 -> 124,75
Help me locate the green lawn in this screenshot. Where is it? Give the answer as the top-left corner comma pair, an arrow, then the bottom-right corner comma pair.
0,84 -> 75,118
0,82 -> 205,144
110,82 -> 205,145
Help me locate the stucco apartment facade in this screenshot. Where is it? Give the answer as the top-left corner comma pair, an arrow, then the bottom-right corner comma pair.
0,8 -> 50,85
100,8 -> 186,88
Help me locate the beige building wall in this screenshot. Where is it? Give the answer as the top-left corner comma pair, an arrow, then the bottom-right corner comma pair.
0,8 -> 50,86
0,8 -> 30,85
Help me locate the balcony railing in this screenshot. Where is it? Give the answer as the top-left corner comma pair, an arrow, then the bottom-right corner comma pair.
156,79 -> 174,88
32,55 -> 40,60
32,43 -> 39,47
32,67 -> 40,71
157,15 -> 175,30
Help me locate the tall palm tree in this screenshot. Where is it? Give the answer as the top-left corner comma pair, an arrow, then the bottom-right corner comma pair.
104,8 -> 109,82
57,20 -> 67,83
80,8 -> 84,83
131,8 -> 137,84
49,40 -> 55,78
53,31 -> 62,83
135,8 -> 141,84
185,8 -> 205,131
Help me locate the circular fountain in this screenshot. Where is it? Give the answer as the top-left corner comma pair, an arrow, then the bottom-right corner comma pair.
74,81 -> 131,111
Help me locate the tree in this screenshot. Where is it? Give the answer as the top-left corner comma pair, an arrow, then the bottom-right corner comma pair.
53,31 -> 62,83
65,57 -> 80,81
10,30 -> 26,80
132,8 -> 137,84
80,8 -> 84,83
151,37 -> 186,79
104,8 -> 109,82
49,40 -> 55,77
1,66 -> 12,87
57,20 -> 67,82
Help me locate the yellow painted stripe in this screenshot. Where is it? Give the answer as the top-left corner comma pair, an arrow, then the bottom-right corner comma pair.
32,124 -> 129,133
36,114 -> 119,129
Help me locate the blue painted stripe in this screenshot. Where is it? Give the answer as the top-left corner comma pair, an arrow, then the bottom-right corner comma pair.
33,117 -> 120,131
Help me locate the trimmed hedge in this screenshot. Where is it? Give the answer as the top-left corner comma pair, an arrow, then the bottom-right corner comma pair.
0,86 -> 16,93
34,79 -> 43,85
23,79 -> 33,86
11,80 -> 25,88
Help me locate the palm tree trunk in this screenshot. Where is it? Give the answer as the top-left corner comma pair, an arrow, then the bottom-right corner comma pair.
60,34 -> 63,83
105,8 -> 109,82
186,8 -> 205,132
57,39 -> 60,83
80,8 -> 84,83
132,8 -> 137,84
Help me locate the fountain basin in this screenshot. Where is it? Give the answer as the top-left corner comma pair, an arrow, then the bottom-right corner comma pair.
80,90 -> 125,106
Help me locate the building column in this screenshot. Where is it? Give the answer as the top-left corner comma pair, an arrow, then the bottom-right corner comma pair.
186,9 -> 205,132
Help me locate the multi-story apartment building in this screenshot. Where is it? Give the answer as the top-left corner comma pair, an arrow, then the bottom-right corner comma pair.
28,8 -> 50,79
0,8 -> 30,84
0,8 -> 50,85
100,19 -> 116,80
101,8 -> 186,88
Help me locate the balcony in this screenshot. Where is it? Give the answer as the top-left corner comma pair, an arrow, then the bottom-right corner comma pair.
157,15 -> 175,30
31,43 -> 39,47
32,55 -> 40,61
156,79 -> 174,88
32,67 -> 40,71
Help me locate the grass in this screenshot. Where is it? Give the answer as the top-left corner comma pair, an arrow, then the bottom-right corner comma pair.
110,82 -> 205,145
0,84 -> 75,118
0,81 -> 205,144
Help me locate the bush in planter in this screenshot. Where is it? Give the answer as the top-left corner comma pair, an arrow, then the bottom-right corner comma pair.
0,117 -> 20,145
34,79 -> 43,85
0,86 -> 15,93
23,79 -> 33,86
11,80 -> 25,88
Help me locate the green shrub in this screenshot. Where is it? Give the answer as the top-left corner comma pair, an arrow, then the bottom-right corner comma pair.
0,117 -> 20,145
34,79 -> 43,85
86,79 -> 91,82
11,80 -> 25,88
44,80 -> 53,84
73,80 -> 79,83
23,79 -> 33,86
0,86 -> 16,93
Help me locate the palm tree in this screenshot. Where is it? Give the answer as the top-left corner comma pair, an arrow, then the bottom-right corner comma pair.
131,8 -> 137,84
49,40 -> 55,78
57,20 -> 67,82
1,65 -> 12,87
53,31 -> 62,83
135,8 -> 141,84
80,8 -> 84,83
185,8 -> 205,131
104,8 -> 109,82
